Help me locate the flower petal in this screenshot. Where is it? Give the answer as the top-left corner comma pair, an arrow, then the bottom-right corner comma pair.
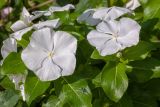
92,7 -> 110,20
99,39 -> 121,56
10,20 -> 28,32
104,6 -> 131,21
29,28 -> 54,51
117,18 -> 140,49
35,58 -> 61,81
93,6 -> 131,21
10,27 -> 32,40
96,20 -> 118,34
53,31 -> 77,54
33,19 -> 60,30
53,53 -> 76,76
49,4 -> 75,12
125,0 -> 141,10
1,38 -> 17,59
21,7 -> 31,24
118,18 -> 141,37
87,30 -> 112,49
21,44 -> 48,71
77,9 -> 101,26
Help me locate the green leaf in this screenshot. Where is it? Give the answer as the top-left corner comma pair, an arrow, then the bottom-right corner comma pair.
92,72 -> 102,88
0,76 -> 15,90
112,94 -> 133,107
101,62 -> 128,102
2,52 -> 26,74
91,49 -> 118,61
75,0 -> 108,13
42,96 -> 63,107
25,75 -> 50,105
123,41 -> 155,61
0,0 -> 7,9
57,79 -> 92,107
128,58 -> 160,82
140,0 -> 160,20
0,89 -> 19,107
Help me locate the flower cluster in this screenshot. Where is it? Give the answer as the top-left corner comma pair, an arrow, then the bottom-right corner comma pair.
0,0 -> 141,101
78,0 -> 141,56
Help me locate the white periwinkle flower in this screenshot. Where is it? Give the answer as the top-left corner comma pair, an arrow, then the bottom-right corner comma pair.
87,18 -> 141,56
1,38 -> 17,59
10,7 -> 34,40
10,7 -> 60,40
21,28 -> 77,81
32,4 -> 75,16
125,0 -> 141,10
77,6 -> 131,26
93,6 -> 131,21
77,9 -> 101,26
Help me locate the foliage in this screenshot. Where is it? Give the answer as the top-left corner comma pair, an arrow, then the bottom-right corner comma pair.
0,0 -> 160,107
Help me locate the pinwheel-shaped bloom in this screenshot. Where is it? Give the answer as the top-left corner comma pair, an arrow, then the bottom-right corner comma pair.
125,0 -> 141,10
32,4 -> 75,16
77,6 -> 131,26
87,18 -> 141,56
21,28 -> 77,81
10,7 -> 60,40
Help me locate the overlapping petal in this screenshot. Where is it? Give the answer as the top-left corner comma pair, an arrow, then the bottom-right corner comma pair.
96,21 -> 118,34
53,31 -> 77,54
87,30 -> 112,49
33,19 -> 60,30
87,17 -> 141,56
21,28 -> 77,81
77,9 -> 101,26
36,58 -> 61,81
49,4 -> 75,12
10,27 -> 33,40
125,0 -> 141,10
53,53 -> 76,76
93,6 -> 131,21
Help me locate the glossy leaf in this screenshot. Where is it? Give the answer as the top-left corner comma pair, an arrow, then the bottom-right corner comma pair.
140,0 -> 160,20
0,89 -> 19,107
2,52 -> 26,74
25,75 -> 50,105
123,41 -> 155,61
101,62 -> 128,102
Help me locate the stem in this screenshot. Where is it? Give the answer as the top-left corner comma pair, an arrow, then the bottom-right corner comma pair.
29,0 -> 55,11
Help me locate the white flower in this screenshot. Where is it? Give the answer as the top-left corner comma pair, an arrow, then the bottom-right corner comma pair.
77,6 -> 131,26
32,19 -> 60,30
1,38 -> 17,59
92,6 -> 131,21
10,7 -> 60,40
21,28 -> 77,81
77,9 -> 101,26
87,18 -> 141,56
32,4 -> 75,16
10,7 -> 34,40
9,74 -> 27,101
125,0 -> 141,10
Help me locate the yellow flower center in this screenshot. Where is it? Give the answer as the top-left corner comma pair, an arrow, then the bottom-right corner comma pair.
48,51 -> 54,58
